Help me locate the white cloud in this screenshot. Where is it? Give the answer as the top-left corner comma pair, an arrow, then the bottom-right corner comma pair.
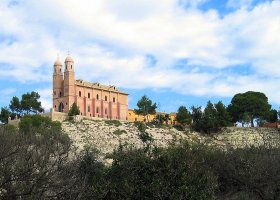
0,0 -> 280,109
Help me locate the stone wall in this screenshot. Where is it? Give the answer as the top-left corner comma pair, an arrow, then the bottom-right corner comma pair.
8,117 -> 20,127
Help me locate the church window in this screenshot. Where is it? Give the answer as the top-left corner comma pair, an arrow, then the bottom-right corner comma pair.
105,96 -> 107,101
96,94 -> 99,100
105,108 -> 107,115
88,106 -> 90,112
113,97 -> 115,103
79,91 -> 81,97
96,107 -> 99,113
88,93 -> 90,98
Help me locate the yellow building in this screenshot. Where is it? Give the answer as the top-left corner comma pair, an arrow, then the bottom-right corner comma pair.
128,109 -> 177,125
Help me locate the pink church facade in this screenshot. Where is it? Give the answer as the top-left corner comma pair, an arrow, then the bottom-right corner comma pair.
53,56 -> 128,120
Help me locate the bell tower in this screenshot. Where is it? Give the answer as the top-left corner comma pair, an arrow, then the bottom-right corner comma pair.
53,58 -> 64,112
63,55 -> 76,112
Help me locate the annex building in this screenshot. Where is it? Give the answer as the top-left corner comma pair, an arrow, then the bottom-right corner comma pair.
53,56 -> 128,120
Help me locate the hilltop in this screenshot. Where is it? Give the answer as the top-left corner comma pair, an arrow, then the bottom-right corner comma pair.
62,119 -> 280,164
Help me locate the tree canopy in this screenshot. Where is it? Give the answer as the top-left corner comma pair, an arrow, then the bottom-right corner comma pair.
176,106 -> 192,126
68,102 -> 80,116
191,101 -> 231,134
227,91 -> 272,127
0,91 -> 44,123
134,95 -> 157,121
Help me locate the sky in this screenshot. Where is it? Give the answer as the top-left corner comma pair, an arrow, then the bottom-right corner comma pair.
0,0 -> 279,113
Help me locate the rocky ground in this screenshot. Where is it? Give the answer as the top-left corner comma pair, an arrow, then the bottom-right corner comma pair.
62,119 -> 280,164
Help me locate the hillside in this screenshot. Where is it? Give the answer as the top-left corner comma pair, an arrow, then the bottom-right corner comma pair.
62,119 -> 280,164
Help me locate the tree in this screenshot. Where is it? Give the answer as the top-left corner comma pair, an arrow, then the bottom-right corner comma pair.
176,106 -> 192,126
215,101 -> 231,127
191,101 -> 231,134
268,109 -> 278,123
163,114 -> 171,125
0,116 -> 74,199
9,96 -> 21,115
154,114 -> 164,125
20,91 -> 44,114
68,102 -> 80,116
228,91 -> 272,127
134,95 -> 157,122
0,107 -> 11,124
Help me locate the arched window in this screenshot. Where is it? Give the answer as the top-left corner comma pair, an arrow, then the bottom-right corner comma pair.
58,102 -> 64,112
96,94 -> 99,100
113,97 -> 115,103
88,93 -> 90,98
96,107 -> 99,113
79,91 -> 81,97
88,105 -> 90,112
105,96 -> 107,101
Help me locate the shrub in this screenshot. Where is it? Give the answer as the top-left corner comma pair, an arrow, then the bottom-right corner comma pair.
105,120 -> 122,127
113,129 -> 127,136
68,102 -> 80,116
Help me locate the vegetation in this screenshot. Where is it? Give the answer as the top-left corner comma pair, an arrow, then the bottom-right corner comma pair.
113,129 -> 127,136
176,106 -> 192,127
134,95 -> 157,122
0,91 -> 44,123
228,91 -> 272,127
191,101 -> 231,134
68,102 -> 80,116
0,115 -> 72,199
1,114 -> 280,199
105,120 -> 122,127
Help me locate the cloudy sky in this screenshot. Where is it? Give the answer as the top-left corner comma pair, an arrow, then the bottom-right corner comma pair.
0,0 -> 279,112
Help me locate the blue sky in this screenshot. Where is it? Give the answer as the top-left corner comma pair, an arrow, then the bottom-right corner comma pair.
0,0 -> 279,113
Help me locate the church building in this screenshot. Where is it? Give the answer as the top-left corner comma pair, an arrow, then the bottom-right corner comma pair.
53,55 -> 128,120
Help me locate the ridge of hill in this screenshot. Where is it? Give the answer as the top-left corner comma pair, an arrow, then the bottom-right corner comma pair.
62,119 -> 280,164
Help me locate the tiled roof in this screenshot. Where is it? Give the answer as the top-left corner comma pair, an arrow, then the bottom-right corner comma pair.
75,80 -> 128,95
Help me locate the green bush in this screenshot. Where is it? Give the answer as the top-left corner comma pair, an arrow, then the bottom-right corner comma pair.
134,121 -> 148,132
113,129 -> 127,136
68,102 -> 80,116
105,120 -> 122,127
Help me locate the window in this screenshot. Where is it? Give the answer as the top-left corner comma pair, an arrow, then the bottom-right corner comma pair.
71,65 -> 72,69
96,94 -> 99,100
96,107 -> 99,113
60,69 -> 62,72
88,105 -> 90,112
59,92 -> 62,97
88,93 -> 90,98
79,91 -> 81,97
55,105 -> 56,108
54,91 -> 56,95
105,96 -> 107,101
105,108 -> 107,115
113,97 -> 115,103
